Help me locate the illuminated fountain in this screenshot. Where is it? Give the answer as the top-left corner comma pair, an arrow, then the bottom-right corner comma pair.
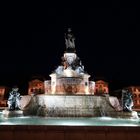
19,28 -> 138,119
1,28 -> 140,140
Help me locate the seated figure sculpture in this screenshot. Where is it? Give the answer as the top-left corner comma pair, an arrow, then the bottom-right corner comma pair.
122,89 -> 133,112
7,86 -> 21,111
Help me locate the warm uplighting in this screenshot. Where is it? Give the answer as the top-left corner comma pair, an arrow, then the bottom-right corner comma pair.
63,69 -> 76,77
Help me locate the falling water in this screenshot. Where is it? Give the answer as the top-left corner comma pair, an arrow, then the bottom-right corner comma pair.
99,107 -> 106,117
21,95 -> 138,119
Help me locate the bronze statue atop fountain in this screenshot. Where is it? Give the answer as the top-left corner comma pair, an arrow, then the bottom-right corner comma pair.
65,28 -> 76,53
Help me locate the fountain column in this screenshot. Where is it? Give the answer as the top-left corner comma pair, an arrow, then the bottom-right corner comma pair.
50,73 -> 57,94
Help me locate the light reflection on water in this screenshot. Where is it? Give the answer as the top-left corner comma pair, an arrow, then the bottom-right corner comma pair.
0,112 -> 140,126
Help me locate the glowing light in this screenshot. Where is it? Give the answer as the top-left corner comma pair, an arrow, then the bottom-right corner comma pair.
60,121 -> 87,126
51,86 -> 56,94
64,69 -> 76,77
99,117 -> 114,120
85,85 -> 89,94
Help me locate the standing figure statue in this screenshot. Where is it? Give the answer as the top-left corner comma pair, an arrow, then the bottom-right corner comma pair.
65,28 -> 76,52
122,89 -> 133,112
7,86 -> 21,111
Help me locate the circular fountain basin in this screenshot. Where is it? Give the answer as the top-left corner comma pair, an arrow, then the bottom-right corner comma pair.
0,112 -> 140,140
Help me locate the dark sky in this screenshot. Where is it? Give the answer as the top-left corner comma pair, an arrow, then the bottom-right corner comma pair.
0,4 -> 139,91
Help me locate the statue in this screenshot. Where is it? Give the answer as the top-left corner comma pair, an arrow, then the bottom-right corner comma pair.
75,61 -> 84,74
55,66 -> 64,74
65,28 -> 76,52
122,89 -> 133,112
7,86 -> 21,111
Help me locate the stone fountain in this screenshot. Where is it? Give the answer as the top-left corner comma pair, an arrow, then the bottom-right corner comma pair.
8,28 -> 139,119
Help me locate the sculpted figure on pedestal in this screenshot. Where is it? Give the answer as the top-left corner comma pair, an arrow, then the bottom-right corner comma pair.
122,89 -> 133,112
7,86 -> 21,111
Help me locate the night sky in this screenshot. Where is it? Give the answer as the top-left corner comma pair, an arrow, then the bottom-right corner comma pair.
0,4 -> 139,92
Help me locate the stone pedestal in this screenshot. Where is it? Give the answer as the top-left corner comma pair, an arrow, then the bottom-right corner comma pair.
48,73 -> 94,95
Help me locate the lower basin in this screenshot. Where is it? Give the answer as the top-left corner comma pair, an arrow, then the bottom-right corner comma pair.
0,111 -> 140,127
1,111 -> 140,140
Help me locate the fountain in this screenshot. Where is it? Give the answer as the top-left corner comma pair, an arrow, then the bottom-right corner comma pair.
0,28 -> 140,140
17,28 -> 137,119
